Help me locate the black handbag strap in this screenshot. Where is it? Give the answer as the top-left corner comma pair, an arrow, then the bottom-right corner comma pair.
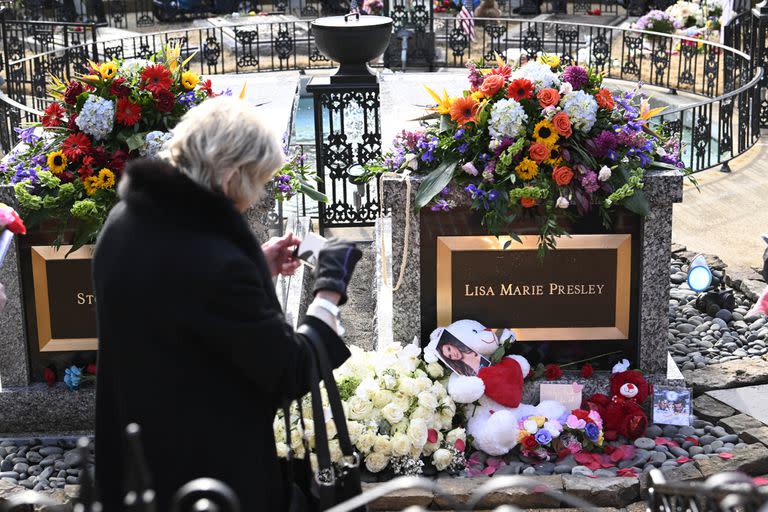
305,331 -> 357,461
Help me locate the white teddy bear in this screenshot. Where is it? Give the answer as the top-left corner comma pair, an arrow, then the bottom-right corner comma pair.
424,319 -> 566,456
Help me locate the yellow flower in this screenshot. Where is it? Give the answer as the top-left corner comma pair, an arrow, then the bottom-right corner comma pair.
530,416 -> 546,428
423,85 -> 453,116
47,151 -> 67,175
597,432 -> 604,446
181,71 -> 200,91
99,61 -> 118,80
545,145 -> 564,166
638,97 -> 666,123
83,176 -> 100,196
166,44 -> 181,72
515,157 -> 539,181
471,90 -> 486,101
98,168 -> 116,189
538,53 -> 561,69
517,430 -> 529,443
533,119 -> 559,147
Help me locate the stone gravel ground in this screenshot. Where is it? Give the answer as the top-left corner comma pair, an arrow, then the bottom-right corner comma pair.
0,438 -> 92,491
668,254 -> 768,371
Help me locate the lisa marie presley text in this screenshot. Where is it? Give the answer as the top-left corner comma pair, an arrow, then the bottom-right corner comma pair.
463,283 -> 606,297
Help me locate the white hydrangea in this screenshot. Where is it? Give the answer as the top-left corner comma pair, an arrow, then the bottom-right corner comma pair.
488,99 -> 528,139
118,58 -> 151,79
562,90 -> 598,133
75,96 -> 114,141
511,61 -> 560,89
140,131 -> 172,157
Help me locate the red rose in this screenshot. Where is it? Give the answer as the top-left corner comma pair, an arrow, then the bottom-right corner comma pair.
536,88 -> 560,109
572,409 -> 591,421
480,74 -> 506,98
67,112 -> 78,131
528,142 -> 550,163
552,165 -> 574,186
111,149 -> 128,173
155,89 -> 176,113
64,81 -> 84,105
520,197 -> 537,208
580,363 -> 594,378
43,367 -> 56,387
552,112 -> 573,138
544,364 -> 563,380
86,363 -> 97,375
522,435 -> 538,451
91,146 -> 109,168
110,77 -> 131,98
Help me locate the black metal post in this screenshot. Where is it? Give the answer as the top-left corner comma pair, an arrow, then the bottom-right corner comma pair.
752,0 -> 768,128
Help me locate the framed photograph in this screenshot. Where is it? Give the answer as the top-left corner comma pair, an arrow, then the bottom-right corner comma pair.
435,329 -> 491,376
293,232 -> 327,268
652,386 -> 692,426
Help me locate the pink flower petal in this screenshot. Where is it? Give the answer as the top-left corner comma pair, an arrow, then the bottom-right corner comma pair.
753,477 -> 768,486
481,466 -> 497,475
455,439 -> 466,452
719,452 -> 733,460
427,429 -> 438,444
676,457 -> 691,463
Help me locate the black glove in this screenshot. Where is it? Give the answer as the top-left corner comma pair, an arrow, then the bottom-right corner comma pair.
312,238 -> 362,305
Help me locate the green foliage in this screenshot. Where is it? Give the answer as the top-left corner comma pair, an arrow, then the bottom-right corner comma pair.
338,376 -> 362,401
414,157 -> 459,210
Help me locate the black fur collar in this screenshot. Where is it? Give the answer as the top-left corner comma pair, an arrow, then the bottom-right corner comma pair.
120,158 -> 262,257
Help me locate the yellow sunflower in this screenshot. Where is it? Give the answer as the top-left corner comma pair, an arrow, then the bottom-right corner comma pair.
538,53 -> 561,69
515,157 -> 539,181
47,151 -> 67,175
99,61 -> 118,80
98,168 -> 116,189
545,146 -> 564,166
83,176 -> 100,196
533,119 -> 559,147
181,71 -> 200,91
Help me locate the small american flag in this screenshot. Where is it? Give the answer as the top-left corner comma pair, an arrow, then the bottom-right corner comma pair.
458,0 -> 475,42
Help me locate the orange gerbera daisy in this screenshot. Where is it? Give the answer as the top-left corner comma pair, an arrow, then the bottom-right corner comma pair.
449,96 -> 479,125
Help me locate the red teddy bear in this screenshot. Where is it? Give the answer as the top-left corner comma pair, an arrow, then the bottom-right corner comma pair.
584,361 -> 652,441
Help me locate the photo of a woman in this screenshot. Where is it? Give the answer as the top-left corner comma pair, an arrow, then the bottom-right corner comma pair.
436,332 -> 489,376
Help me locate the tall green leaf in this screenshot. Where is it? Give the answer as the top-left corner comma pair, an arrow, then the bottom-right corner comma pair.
298,180 -> 329,203
414,158 -> 459,210
622,188 -> 651,216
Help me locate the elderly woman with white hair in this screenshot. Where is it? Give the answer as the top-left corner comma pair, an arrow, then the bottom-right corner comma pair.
92,96 -> 361,511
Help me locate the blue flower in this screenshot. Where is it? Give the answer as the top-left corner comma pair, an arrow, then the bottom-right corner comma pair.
14,126 -> 39,144
430,199 -> 451,212
535,429 -> 553,445
458,143 -> 469,153
63,366 -> 82,390
178,91 -> 197,107
585,422 -> 600,442
454,128 -> 465,140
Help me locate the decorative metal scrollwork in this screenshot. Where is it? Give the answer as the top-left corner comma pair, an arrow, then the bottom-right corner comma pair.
449,27 -> 469,59
236,29 -> 260,69
137,41 -> 154,60
274,26 -> 294,63
522,27 -> 543,58
104,45 -> 124,60
411,3 -> 429,32
484,24 -> 507,62
590,33 -> 610,69
719,99 -> 733,157
622,35 -> 642,78
203,36 -> 221,68
309,46 -> 329,62
651,41 -> 670,86
324,132 -> 354,180
678,44 -> 695,86
390,5 -> 408,30
301,4 -> 319,16
556,28 -> 578,65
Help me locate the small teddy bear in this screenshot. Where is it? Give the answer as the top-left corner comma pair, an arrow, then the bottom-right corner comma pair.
583,359 -> 651,441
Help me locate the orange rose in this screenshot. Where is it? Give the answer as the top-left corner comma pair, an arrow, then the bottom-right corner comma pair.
480,74 -> 506,98
520,197 -> 537,208
595,88 -> 615,110
528,142 -> 551,163
536,88 -> 560,109
552,112 -> 573,138
552,165 -> 574,186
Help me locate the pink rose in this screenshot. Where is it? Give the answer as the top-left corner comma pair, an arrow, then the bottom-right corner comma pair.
462,162 -> 479,176
566,415 -> 586,429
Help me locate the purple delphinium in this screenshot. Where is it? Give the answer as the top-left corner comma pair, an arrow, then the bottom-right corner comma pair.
14,126 -> 39,144
454,128 -> 465,140
465,183 -> 500,210
417,134 -> 439,163
458,143 -> 469,153
274,173 -> 294,196
589,130 -> 618,159
581,171 -> 600,194
11,163 -> 38,184
178,91 -> 197,108
431,199 -> 451,212
493,137 -> 515,158
467,62 -> 484,89
562,65 -> 589,90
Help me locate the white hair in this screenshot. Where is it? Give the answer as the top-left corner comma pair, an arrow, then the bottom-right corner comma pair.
159,96 -> 284,207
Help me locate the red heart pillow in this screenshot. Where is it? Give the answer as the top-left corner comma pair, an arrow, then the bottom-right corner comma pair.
478,358 -> 524,408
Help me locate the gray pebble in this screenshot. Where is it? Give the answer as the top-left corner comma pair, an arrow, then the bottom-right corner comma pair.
0,460 -> 12,472
651,452 -> 667,466
646,425 -> 663,437
0,472 -> 19,479
710,440 -> 724,450
554,464 -> 574,474
634,437 -> 656,450
522,467 -> 536,475
670,446 -> 689,458
689,446 -> 704,456
25,451 -> 42,464
38,447 -> 64,457
571,466 -> 594,477
700,435 -> 716,445
12,463 -> 28,474
718,434 -> 738,443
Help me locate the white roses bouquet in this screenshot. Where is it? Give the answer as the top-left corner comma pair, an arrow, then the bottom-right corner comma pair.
275,342 -> 467,476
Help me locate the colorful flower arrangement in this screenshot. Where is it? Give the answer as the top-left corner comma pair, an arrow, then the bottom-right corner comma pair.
275,343 -> 467,476
665,0 -> 724,32
0,45 -> 213,249
517,409 -> 604,461
50,363 -> 97,390
273,147 -> 328,203
371,54 -> 684,253
633,10 -> 682,34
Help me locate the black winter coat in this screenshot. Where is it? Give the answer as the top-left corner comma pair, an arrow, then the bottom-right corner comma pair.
93,159 -> 351,511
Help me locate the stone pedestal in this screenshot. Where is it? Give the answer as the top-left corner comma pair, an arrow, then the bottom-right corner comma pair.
376,168 -> 684,377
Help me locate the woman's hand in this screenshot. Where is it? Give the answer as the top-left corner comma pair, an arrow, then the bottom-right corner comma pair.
262,233 -> 301,277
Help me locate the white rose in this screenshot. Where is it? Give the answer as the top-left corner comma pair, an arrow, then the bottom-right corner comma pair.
392,433 -> 412,457
365,452 -> 390,473
410,406 -> 436,427
559,81 -> 573,95
544,420 -> 562,438
325,420 -> 338,440
426,362 -> 444,379
347,396 -> 375,421
416,376 -> 433,393
396,355 -> 419,374
404,153 -> 419,171
290,429 -> 304,451
598,165 -> 612,181
372,390 -> 395,409
374,435 -> 392,455
398,377 -> 420,397
356,432 -> 377,454
381,372 -> 398,390
432,448 -> 453,471
446,428 -> 467,447
347,421 -> 364,444
431,381 -> 448,400
402,343 -> 421,359
276,442 -> 289,458
329,439 -> 343,463
555,196 -> 569,209
391,421 -> 409,435
410,445 -> 424,459
407,419 -> 429,451
417,391 -> 439,410
355,378 -> 379,399
382,403 -> 406,424
524,419 -> 539,434
440,397 -> 456,416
